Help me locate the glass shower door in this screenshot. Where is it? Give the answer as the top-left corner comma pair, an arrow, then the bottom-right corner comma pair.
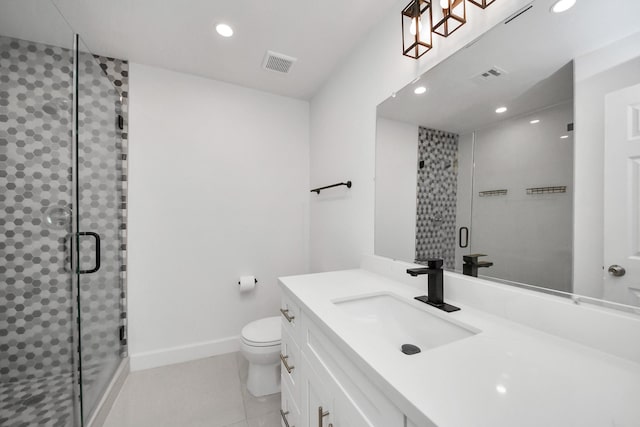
1,3 -> 125,425
74,36 -> 124,422
0,2 -> 79,425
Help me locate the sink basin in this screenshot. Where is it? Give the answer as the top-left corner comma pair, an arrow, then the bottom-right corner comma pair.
333,293 -> 479,352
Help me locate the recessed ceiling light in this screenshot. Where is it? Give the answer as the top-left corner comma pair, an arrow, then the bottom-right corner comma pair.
550,0 -> 576,13
530,119 -> 540,124
216,23 -> 234,37
414,86 -> 427,95
495,106 -> 507,114
560,135 -> 569,139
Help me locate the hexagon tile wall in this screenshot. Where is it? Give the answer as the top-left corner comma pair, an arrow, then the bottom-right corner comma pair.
0,35 -> 129,426
415,127 -> 459,269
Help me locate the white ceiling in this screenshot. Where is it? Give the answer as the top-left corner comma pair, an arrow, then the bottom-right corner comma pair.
0,0 -> 400,99
377,0 -> 640,134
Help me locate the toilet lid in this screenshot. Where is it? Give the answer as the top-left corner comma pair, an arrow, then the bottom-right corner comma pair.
241,316 -> 281,346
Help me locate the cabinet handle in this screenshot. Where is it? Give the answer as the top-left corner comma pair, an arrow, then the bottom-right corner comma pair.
280,409 -> 294,427
280,308 -> 295,323
318,406 -> 330,427
280,353 -> 295,373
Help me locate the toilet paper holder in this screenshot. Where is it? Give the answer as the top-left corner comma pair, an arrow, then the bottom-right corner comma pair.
238,277 -> 258,285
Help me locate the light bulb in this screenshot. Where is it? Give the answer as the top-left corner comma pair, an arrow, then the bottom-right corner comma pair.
440,0 -> 450,9
551,0 -> 576,13
409,16 -> 422,36
216,23 -> 234,37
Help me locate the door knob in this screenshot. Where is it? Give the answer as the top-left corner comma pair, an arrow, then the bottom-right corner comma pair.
608,265 -> 626,277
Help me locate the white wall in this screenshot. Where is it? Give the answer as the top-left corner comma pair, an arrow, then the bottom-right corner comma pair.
470,102 -> 574,292
309,0 -> 532,272
128,64 -> 309,370
573,32 -> 640,299
374,118 -> 417,261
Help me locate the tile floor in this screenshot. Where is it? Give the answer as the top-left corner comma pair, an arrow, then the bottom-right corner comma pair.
0,370 -> 74,427
103,352 -> 281,427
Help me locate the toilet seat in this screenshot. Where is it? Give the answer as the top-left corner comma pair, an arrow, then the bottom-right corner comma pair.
241,316 -> 280,347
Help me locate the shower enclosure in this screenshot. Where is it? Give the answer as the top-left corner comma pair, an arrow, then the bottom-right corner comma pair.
1,1 -> 127,426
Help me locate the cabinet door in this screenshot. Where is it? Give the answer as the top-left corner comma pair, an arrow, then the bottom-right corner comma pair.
304,322 -> 403,426
281,380 -> 301,427
281,327 -> 301,399
301,353 -> 375,427
301,354 -> 335,427
331,385 -> 375,427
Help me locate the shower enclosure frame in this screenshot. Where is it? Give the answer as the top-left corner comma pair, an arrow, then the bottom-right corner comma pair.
70,32 -> 83,427
70,32 -> 128,426
71,32 -> 129,426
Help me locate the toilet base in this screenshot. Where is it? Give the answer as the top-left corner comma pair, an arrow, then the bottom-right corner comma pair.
247,361 -> 281,397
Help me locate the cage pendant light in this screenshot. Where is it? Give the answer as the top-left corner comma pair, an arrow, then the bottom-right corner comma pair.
401,0 -> 433,59
432,0 -> 466,38
468,0 -> 496,8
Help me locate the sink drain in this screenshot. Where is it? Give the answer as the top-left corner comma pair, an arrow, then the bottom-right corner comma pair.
401,344 -> 421,355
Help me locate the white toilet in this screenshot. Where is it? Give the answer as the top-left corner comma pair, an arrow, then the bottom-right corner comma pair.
240,316 -> 281,397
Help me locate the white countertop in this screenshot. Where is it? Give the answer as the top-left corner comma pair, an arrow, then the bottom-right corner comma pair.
279,269 -> 640,427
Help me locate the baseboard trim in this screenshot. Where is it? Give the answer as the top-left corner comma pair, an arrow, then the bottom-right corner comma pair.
130,335 -> 240,371
87,357 -> 130,427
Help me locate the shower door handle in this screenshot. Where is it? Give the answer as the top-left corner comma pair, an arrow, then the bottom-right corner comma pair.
78,232 -> 101,274
459,227 -> 469,248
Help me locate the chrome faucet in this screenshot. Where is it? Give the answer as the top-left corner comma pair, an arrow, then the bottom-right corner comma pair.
407,258 -> 460,313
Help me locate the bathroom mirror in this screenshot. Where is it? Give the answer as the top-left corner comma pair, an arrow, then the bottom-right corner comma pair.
375,0 -> 640,310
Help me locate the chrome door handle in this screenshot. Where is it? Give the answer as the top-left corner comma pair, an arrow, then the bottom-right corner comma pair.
608,265 -> 626,277
280,409 -> 294,427
318,406 -> 329,427
280,308 -> 295,323
280,353 -> 294,373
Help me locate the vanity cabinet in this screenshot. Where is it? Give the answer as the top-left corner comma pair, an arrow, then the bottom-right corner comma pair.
280,290 -> 407,427
281,380 -> 301,427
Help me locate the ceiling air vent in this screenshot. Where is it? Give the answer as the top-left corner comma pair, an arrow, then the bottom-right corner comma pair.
471,66 -> 508,85
262,51 -> 297,74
